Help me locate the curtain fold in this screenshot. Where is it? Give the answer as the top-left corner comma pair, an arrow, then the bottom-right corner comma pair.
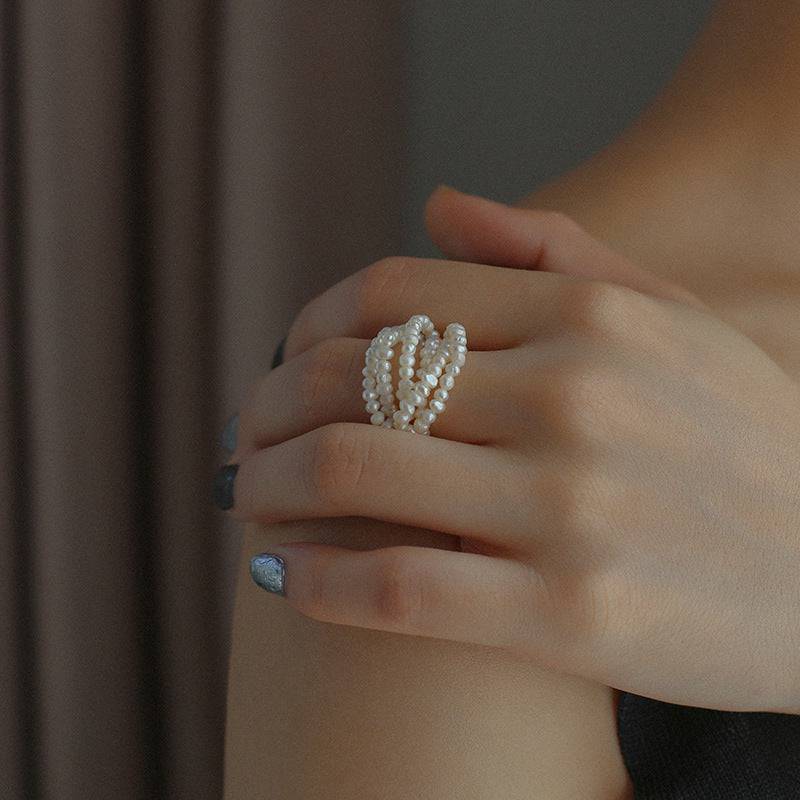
1,2 -> 407,797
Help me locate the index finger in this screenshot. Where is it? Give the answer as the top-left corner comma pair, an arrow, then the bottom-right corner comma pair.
282,257 -> 571,360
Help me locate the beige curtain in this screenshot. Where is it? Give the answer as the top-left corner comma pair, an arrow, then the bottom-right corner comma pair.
1,2 -> 406,797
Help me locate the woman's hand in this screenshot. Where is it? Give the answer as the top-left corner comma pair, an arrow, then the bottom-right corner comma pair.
224,185 -> 800,714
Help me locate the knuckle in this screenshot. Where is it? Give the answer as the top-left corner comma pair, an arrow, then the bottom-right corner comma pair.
558,279 -> 635,340
284,307 -> 313,362
539,463 -> 603,543
567,566 -> 630,648
307,423 -> 370,509
299,339 -> 353,419
373,550 -> 423,628
542,209 -> 583,236
358,257 -> 418,318
540,362 -> 619,450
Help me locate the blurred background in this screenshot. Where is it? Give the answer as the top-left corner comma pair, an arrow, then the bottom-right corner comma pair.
1,1 -> 713,797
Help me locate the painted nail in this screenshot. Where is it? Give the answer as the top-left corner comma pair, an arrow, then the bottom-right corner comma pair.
220,412 -> 239,453
250,554 -> 286,595
213,464 -> 239,510
271,336 -> 286,370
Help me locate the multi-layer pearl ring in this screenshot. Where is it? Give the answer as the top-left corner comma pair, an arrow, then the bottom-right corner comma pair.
361,314 -> 467,435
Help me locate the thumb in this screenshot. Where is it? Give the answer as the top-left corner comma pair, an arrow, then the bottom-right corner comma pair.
423,184 -> 707,311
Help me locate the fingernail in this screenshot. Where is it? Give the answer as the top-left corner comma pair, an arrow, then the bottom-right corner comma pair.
213,463 -> 239,510
271,336 -> 287,370
220,413 -> 239,453
250,554 -> 286,595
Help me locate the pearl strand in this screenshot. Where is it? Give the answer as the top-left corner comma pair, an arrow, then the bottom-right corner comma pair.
363,314 -> 467,435
409,321 -> 467,434
362,325 -> 400,428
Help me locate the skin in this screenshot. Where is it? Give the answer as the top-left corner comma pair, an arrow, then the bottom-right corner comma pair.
224,1 -> 800,797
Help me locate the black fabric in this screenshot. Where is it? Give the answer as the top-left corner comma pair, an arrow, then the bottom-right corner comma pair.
617,692 -> 800,798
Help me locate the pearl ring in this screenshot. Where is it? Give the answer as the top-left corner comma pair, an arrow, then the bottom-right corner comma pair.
361,314 -> 467,435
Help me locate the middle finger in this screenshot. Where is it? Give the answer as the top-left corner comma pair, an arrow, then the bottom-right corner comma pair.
235,336 -> 510,459
281,256 -> 569,360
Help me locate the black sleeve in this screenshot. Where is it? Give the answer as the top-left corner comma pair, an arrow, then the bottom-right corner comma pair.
617,691 -> 800,798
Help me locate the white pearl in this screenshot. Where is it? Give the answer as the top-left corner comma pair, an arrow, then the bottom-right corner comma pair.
377,372 -> 392,385
398,378 -> 413,392
370,411 -> 386,425
398,353 -> 415,366
392,410 -> 412,425
412,418 -> 429,434
440,374 -> 455,390
419,382 -> 431,397
403,334 -> 419,347
382,419 -> 393,428
398,366 -> 414,379
377,359 -> 391,373
423,373 -> 438,388
433,388 -> 449,402
362,377 -> 376,389
430,364 -> 443,378
399,399 -> 415,415
429,399 -> 445,414
365,400 -> 381,413
452,352 -> 466,367
444,363 -> 460,376
362,389 -> 378,402
418,408 -> 437,425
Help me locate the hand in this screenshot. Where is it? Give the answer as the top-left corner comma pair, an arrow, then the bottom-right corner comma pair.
225,185 -> 800,714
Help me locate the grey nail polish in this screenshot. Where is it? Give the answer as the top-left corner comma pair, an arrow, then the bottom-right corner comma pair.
250,554 -> 286,595
213,463 -> 239,510
220,412 -> 239,453
271,336 -> 286,370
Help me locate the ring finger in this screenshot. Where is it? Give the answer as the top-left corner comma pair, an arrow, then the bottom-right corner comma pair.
234,336 -> 510,459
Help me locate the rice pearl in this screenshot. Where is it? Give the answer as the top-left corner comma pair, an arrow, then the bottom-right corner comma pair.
399,400 -> 415,415
392,410 -> 412,429
444,363 -> 460,376
422,372 -> 438,388
429,398 -> 445,414
412,418 -> 430,434
433,388 -> 449,402
370,411 -> 385,425
417,408 -> 437,426
439,374 -> 456,391
430,364 -> 443,378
